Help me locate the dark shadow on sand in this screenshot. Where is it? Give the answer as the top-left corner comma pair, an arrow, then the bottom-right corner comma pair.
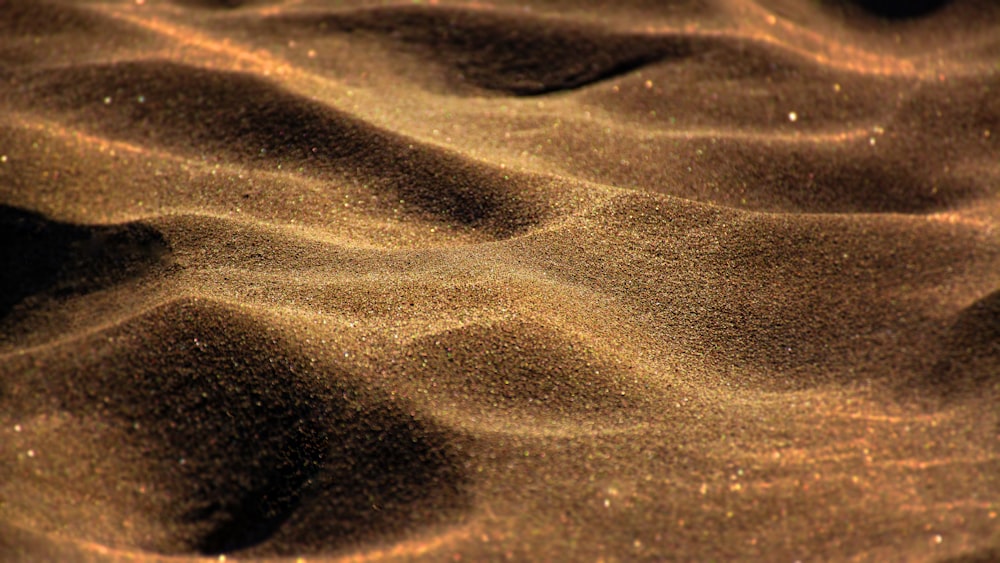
0,205 -> 169,318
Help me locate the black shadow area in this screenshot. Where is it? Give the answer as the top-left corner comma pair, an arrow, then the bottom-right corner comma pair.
926,289 -> 1000,398
0,205 -> 169,317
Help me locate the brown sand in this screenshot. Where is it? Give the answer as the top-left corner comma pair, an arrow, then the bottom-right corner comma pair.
1,0 -> 999,560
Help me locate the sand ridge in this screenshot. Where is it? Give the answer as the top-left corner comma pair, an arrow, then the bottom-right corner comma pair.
1,0 -> 999,560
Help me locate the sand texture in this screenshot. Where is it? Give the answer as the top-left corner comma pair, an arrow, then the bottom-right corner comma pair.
1,0 -> 999,560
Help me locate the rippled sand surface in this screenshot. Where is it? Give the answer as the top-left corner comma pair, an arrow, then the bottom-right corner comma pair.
1,0 -> 999,560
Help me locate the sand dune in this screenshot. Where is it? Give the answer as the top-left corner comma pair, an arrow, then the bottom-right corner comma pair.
1,0 -> 998,561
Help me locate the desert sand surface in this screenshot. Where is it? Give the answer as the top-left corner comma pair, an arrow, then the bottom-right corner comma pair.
1,0 -> 999,560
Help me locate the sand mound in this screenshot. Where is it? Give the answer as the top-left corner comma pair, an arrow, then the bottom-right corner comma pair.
2,298 -> 467,556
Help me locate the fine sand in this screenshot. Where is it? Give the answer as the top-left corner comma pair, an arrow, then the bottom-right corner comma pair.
1,0 -> 998,560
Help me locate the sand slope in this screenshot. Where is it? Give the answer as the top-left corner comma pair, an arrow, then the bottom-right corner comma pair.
1,0 -> 999,560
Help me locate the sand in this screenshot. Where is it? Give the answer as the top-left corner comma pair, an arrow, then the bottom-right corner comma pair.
1,0 -> 998,560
